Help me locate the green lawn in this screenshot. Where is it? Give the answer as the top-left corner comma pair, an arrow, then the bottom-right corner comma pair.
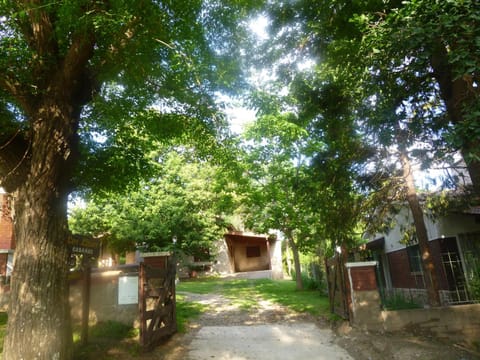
177,277 -> 330,317
72,320 -> 140,360
0,312 -> 6,354
176,293 -> 209,333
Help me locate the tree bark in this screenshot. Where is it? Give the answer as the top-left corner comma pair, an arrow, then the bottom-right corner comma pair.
399,150 -> 441,307
288,236 -> 303,290
284,239 -> 293,276
3,97 -> 77,359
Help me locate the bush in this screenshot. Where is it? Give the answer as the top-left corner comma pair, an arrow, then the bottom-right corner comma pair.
468,266 -> 480,300
290,269 -> 325,291
383,293 -> 422,310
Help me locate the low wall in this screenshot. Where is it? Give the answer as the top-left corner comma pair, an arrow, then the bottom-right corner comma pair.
380,304 -> 480,348
70,265 -> 139,327
347,261 -> 480,350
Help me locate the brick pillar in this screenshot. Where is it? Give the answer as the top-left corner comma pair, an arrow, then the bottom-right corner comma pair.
0,253 -> 7,277
141,252 -> 170,269
0,194 -> 15,250
346,261 -> 382,327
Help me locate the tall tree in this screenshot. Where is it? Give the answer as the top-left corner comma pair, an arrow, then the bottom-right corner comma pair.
357,0 -> 480,191
255,0 -> 477,306
240,112 -> 320,290
0,2 -> 258,358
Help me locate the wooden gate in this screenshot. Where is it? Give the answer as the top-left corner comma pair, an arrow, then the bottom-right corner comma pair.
325,254 -> 350,319
139,257 -> 177,351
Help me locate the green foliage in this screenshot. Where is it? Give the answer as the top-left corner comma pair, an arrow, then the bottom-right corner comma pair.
0,0 -> 262,194
467,264 -> 480,300
240,113 -> 325,252
87,321 -> 137,340
70,149 -> 235,256
249,0 -> 480,257
0,312 -> 7,354
382,294 -> 423,311
289,270 -> 321,291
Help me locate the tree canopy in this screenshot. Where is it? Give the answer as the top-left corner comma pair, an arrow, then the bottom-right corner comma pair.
1,1 -> 479,357
0,1 -> 260,359
70,148 -> 235,258
259,0 -> 480,192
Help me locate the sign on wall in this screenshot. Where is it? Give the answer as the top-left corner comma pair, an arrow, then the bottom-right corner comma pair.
118,275 -> 139,305
68,234 -> 100,257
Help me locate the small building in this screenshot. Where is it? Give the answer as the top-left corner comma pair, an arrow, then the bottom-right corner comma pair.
177,231 -> 283,280
364,204 -> 480,305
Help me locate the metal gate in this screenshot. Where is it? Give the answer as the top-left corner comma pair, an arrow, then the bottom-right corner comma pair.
139,257 -> 177,351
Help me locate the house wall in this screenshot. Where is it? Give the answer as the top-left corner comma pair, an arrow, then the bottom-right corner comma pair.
386,239 -> 449,290
269,239 -> 283,279
211,238 -> 233,274
378,208 -> 480,254
176,234 -> 283,279
432,213 -> 480,239
354,289 -> 480,349
233,241 -> 270,272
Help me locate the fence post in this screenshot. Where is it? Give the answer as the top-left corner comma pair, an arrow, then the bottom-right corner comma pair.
138,262 -> 146,347
80,258 -> 91,346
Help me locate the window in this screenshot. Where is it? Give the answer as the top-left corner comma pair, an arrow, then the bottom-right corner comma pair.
406,244 -> 422,274
246,246 -> 261,258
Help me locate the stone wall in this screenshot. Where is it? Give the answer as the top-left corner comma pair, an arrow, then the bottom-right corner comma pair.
380,305 -> 480,348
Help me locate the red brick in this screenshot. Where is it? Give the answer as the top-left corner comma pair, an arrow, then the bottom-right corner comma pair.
350,266 -> 377,291
0,194 -> 14,250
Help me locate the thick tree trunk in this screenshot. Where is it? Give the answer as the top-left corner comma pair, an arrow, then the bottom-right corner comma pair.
3,98 -> 77,360
288,237 -> 303,290
430,43 -> 480,193
399,150 -> 441,307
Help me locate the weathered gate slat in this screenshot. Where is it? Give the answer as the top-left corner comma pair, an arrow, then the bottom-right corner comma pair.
145,268 -> 168,278
139,257 -> 177,351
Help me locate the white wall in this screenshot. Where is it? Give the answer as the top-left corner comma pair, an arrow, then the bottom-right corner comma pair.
373,208 -> 480,254
211,238 -> 233,274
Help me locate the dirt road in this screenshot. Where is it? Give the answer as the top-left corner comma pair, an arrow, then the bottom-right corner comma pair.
157,292 -> 477,360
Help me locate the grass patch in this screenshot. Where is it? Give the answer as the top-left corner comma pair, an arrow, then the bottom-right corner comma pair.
0,312 -> 7,354
382,294 -> 423,310
177,277 -> 222,294
73,321 -> 139,360
254,279 -> 330,316
178,278 -> 331,317
176,294 -> 209,333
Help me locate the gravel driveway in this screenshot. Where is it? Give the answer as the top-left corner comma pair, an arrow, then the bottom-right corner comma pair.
180,291 -> 352,359
156,291 -> 477,360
